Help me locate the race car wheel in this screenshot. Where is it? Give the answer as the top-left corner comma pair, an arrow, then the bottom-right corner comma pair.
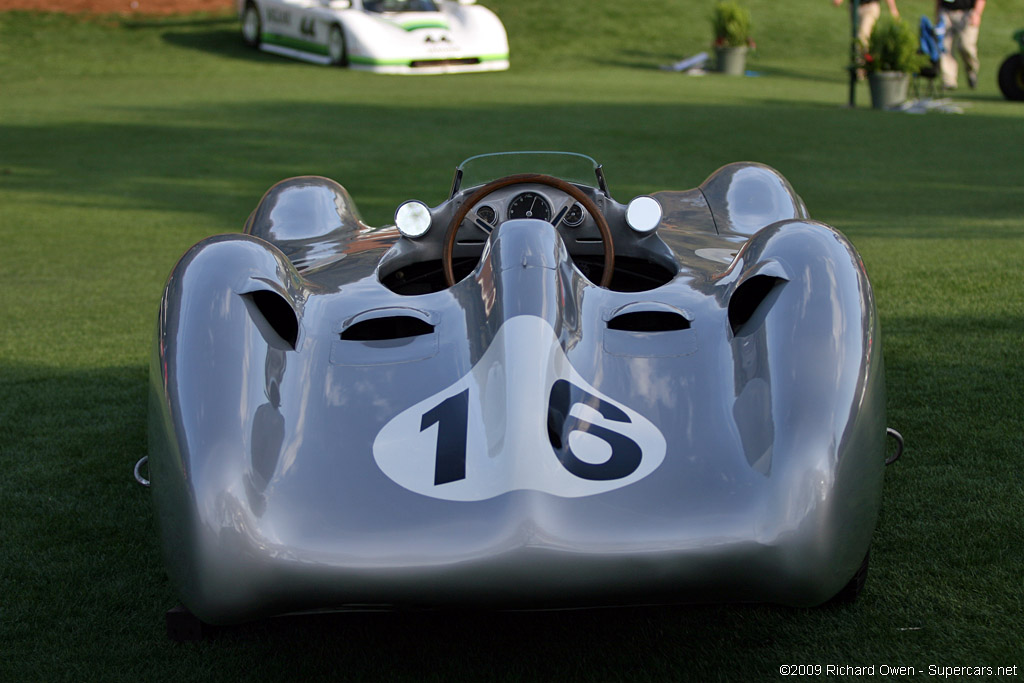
997,53 -> 1024,101
826,550 -> 870,605
241,3 -> 262,48
327,25 -> 348,67
443,174 -> 615,289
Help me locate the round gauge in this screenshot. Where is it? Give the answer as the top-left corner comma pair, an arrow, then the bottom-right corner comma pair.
476,205 -> 496,225
507,192 -> 552,222
563,203 -> 586,227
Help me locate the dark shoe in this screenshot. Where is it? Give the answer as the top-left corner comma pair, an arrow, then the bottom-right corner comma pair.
967,73 -> 977,89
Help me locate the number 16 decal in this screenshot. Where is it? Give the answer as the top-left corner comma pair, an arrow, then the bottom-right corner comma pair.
417,380 -> 642,487
373,315 -> 666,501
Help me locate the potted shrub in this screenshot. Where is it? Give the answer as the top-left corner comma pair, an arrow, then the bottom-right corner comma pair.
711,1 -> 755,76
864,16 -> 929,109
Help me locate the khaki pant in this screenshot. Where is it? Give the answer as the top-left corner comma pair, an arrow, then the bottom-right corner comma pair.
938,8 -> 980,88
857,1 -> 882,49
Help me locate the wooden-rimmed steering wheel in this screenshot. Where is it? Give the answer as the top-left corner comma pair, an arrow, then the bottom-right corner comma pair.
442,173 -> 615,288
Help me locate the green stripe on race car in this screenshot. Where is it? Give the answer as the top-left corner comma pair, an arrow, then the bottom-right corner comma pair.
348,55 -> 410,66
399,19 -> 449,31
262,32 -> 329,56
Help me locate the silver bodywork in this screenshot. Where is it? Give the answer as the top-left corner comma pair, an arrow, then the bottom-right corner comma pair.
149,155 -> 887,624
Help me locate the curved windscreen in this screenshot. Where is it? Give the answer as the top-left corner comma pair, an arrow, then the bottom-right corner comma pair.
363,0 -> 438,13
454,151 -> 603,195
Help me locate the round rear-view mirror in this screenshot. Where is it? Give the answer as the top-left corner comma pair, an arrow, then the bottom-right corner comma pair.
395,200 -> 431,238
626,196 -> 662,234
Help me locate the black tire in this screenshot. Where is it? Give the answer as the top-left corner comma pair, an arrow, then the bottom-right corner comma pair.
825,550 -> 870,605
166,604 -> 210,641
327,24 -> 348,67
997,53 -> 1024,101
241,3 -> 262,48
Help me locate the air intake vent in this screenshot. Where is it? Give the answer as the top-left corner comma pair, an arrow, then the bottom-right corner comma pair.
243,290 -> 298,350
410,58 -> 480,68
341,316 -> 435,342
728,275 -> 785,336
607,310 -> 691,332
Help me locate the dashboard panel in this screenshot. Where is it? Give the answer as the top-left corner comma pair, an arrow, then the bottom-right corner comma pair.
453,183 -> 601,247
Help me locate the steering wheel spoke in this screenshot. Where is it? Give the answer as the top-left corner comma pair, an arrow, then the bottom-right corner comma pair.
547,195 -> 579,229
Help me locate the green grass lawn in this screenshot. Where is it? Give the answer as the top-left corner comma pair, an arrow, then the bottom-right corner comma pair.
1,0 -> 1022,679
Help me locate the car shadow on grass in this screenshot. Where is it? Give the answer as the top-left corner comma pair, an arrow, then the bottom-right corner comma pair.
160,27 -> 309,64
120,15 -> 237,30
188,602 -> 867,679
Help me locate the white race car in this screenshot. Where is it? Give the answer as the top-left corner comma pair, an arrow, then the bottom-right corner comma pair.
238,0 -> 509,74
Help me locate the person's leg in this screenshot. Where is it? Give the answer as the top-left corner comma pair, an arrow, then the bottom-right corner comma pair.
857,2 -> 881,79
938,9 -> 963,88
959,21 -> 981,88
858,2 -> 881,49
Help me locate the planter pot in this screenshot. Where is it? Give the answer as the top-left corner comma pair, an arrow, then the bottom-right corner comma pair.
715,46 -> 748,76
868,71 -> 910,110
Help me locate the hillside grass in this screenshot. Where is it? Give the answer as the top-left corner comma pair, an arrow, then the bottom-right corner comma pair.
1,0 -> 1023,680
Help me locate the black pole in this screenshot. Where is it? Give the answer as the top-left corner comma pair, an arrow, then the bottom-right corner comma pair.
848,0 -> 858,107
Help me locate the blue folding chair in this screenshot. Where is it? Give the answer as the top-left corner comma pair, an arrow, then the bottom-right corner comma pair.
914,15 -> 945,98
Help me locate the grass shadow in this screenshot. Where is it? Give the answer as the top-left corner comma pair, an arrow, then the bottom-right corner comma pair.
120,14 -> 237,29
159,27 -> 284,63
751,64 -> 846,83
3,98 -> 1023,230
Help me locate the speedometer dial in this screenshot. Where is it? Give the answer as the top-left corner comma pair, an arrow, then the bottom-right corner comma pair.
507,192 -> 552,222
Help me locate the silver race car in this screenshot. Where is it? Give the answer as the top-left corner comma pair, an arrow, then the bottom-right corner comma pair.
148,152 -> 896,629
238,0 -> 509,74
